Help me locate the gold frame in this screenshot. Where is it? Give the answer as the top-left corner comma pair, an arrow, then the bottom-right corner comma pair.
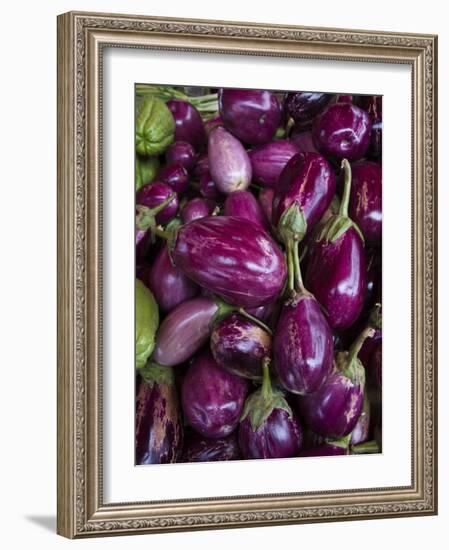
57,11 -> 438,539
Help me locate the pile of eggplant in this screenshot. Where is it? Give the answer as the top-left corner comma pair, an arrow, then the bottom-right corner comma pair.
135,86 -> 382,464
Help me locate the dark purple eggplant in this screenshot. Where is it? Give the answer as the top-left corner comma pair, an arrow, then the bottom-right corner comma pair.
348,161 -> 382,244
171,216 -> 287,308
219,88 -> 281,145
305,160 -> 366,330
248,140 -> 299,187
135,363 -> 183,464
181,197 -> 213,224
136,227 -> 151,263
166,99 -> 206,151
224,190 -> 270,232
208,127 -> 252,194
199,171 -> 222,200
238,360 -> 302,459
298,443 -> 348,457
156,163 -> 189,194
258,187 -> 275,226
211,313 -> 272,380
312,102 -> 371,161
298,327 -> 373,438
182,431 -> 241,462
182,352 -> 249,439
136,182 -> 178,225
147,245 -> 199,312
290,129 -> 320,154
192,153 -> 209,178
166,141 -> 197,172
284,92 -> 333,130
349,394 -> 370,446
359,95 -> 382,158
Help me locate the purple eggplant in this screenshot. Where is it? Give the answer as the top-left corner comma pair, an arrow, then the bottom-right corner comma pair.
152,297 -> 219,366
298,327 -> 373,438
219,88 -> 281,145
299,443 -> 348,457
171,215 -> 287,308
224,190 -> 270,231
156,163 -> 189,195
290,129 -> 320,154
208,127 -> 252,194
284,92 -> 333,130
238,360 -> 302,459
348,161 -> 382,244
181,197 -> 213,224
147,245 -> 199,312
312,102 -> 372,161
182,431 -> 241,462
193,153 -> 209,178
136,227 -> 151,263
358,304 -> 382,371
166,141 -> 197,172
136,181 -> 178,225
199,171 -> 222,200
305,160 -> 366,330
349,394 -> 370,446
166,99 -> 206,151
248,140 -> 299,187
359,95 -> 382,158
204,115 -> 223,136
211,313 -> 271,380
258,187 -> 275,226
182,352 -> 248,439
135,363 -> 183,464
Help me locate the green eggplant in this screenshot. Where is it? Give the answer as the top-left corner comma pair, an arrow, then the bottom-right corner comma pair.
136,96 -> 175,156
136,279 -> 159,370
135,155 -> 160,190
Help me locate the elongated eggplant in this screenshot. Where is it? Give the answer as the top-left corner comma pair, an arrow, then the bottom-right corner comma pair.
182,431 -> 241,462
208,127 -> 252,194
156,163 -> 189,194
219,88 -> 281,145
171,216 -> 287,308
248,140 -> 299,187
181,197 -> 213,224
238,360 -> 302,459
305,160 -> 366,330
182,352 -> 248,439
135,363 -> 183,464
166,141 -> 197,172
284,92 -> 333,130
224,190 -> 270,231
166,99 -> 206,151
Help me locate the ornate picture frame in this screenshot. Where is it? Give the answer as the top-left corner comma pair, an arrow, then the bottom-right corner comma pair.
57,11 -> 437,538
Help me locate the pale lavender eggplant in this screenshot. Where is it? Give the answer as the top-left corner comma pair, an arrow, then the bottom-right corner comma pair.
208,127 -> 252,194
199,171 -> 221,200
171,216 -> 287,308
135,364 -> 183,464
348,161 -> 382,244
284,92 -> 333,130
136,182 -> 178,225
219,88 -> 281,145
156,163 -> 189,194
258,187 -> 275,226
148,245 -> 199,312
248,140 -> 299,187
290,129 -> 320,154
166,99 -> 206,150
152,297 -> 218,366
181,197 -> 213,224
166,141 -> 197,172
210,313 -> 271,380
312,102 -> 372,161
182,352 -> 248,439
181,431 -> 241,462
299,444 -> 348,457
224,190 -> 270,231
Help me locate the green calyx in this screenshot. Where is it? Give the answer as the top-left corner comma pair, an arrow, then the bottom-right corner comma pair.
135,96 -> 175,156
135,280 -> 159,370
135,194 -> 177,244
325,433 -> 352,450
210,297 -> 273,335
278,202 -> 307,246
240,359 -> 293,432
139,361 -> 174,386
368,303 -> 382,331
336,327 -> 375,386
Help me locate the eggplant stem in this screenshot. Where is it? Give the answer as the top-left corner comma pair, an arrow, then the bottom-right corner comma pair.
286,241 -> 295,294
348,327 -> 376,365
238,308 -> 273,335
351,440 -> 380,454
261,358 -> 272,401
339,159 -> 352,218
292,240 -> 306,294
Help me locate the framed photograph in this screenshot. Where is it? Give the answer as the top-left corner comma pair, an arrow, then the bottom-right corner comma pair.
57,11 -> 438,538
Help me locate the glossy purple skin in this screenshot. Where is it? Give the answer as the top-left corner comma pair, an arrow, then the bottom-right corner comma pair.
182,352 -> 248,439
136,181 -> 178,225
219,88 -> 281,145
199,171 -> 221,200
135,374 -> 183,464
211,314 -> 272,380
136,228 -> 151,263
299,443 -> 348,457
359,95 -> 382,158
290,129 -> 320,154
182,431 -> 241,462
172,216 -> 287,308
192,154 -> 209,178
156,163 -> 189,194
258,187 -> 275,226
274,293 -> 334,395
148,245 -> 199,312
348,161 -> 382,244
248,140 -> 299,187
306,227 -> 366,330
239,407 -> 302,459
284,92 -> 333,130
224,190 -> 270,231
181,197 -> 213,224
208,127 -> 252,194
166,141 -> 197,172
312,102 -> 372,161
298,370 -> 365,438
272,152 -> 336,230
204,115 -> 223,136
152,297 -> 218,366
166,99 -> 206,151
358,327 -> 382,371
246,300 -> 279,324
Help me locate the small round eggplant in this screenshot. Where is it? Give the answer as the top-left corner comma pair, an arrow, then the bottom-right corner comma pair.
238,361 -> 302,459
148,245 -> 199,312
208,127 -> 252,194
182,431 -> 241,462
312,102 -> 372,161
136,182 -> 178,225
182,352 -> 248,439
192,153 -> 209,178
199,171 -> 222,200
166,99 -> 206,151
171,216 -> 287,308
284,92 -> 333,130
348,161 -> 382,244
181,197 -> 213,224
156,163 -> 189,195
219,88 -> 281,145
248,140 -> 299,187
166,141 -> 197,172
136,363 -> 183,464
224,190 -> 270,231
211,313 -> 272,380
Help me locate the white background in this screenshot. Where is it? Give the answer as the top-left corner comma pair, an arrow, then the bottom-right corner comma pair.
0,0 -> 447,548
